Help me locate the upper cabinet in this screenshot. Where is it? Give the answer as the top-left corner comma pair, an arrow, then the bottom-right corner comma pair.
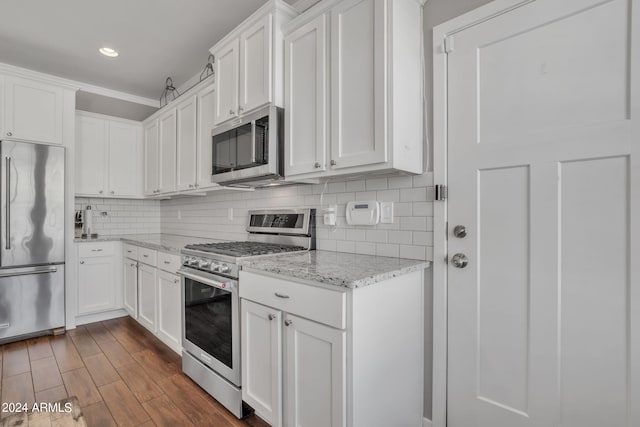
284,0 -> 425,180
2,75 -> 64,144
144,120 -> 160,196
76,112 -> 143,198
158,109 -> 177,193
210,0 -> 298,126
176,95 -> 198,191
196,83 -> 218,190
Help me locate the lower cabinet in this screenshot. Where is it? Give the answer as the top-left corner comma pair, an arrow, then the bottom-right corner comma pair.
77,242 -> 119,316
122,243 -> 182,353
240,268 -> 424,427
157,270 -> 182,352
137,262 -> 157,332
242,300 -> 346,427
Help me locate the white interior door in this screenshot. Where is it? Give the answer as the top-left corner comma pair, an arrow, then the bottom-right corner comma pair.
446,1 -> 639,426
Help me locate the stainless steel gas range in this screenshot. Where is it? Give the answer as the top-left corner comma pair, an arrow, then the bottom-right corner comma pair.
178,209 -> 316,418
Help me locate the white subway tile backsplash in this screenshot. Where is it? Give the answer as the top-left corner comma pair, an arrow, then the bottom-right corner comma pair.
76,197 -> 160,236
154,172 -> 434,261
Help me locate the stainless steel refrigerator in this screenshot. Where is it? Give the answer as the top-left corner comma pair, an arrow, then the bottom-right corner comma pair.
0,140 -> 65,343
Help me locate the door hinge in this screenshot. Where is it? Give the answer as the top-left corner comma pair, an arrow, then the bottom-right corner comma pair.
435,185 -> 447,201
444,36 -> 454,54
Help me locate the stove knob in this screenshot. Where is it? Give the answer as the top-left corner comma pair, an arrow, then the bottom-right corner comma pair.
198,259 -> 212,269
219,264 -> 231,274
210,262 -> 221,272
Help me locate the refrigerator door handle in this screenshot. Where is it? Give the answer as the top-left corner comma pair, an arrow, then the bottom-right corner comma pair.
4,156 -> 9,250
0,265 -> 57,278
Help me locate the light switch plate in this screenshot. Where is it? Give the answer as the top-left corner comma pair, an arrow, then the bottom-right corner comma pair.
380,202 -> 394,223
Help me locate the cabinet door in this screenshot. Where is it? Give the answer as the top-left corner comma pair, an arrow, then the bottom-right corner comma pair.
239,14 -> 273,114
3,76 -> 63,144
285,314 -> 346,427
138,263 -> 157,332
284,14 -> 328,177
157,270 -> 182,353
196,84 -> 217,189
330,0 -> 387,169
176,96 -> 197,191
158,109 -> 177,193
242,300 -> 282,426
108,121 -> 141,197
75,115 -> 106,196
123,259 -> 138,318
213,38 -> 240,125
144,120 -> 159,195
78,256 -> 116,315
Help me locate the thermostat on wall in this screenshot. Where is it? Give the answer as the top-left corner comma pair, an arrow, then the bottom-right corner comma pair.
346,201 -> 380,226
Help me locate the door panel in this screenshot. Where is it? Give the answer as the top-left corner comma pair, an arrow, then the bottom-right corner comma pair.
214,39 -> 240,125
144,121 -> 159,195
446,1 -> 637,426
196,84 -> 217,188
240,15 -> 272,113
158,110 -> 177,193
176,96 -> 197,191
108,121 -> 140,197
75,116 -> 106,195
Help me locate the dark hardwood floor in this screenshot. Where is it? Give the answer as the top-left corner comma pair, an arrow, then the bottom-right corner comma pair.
0,317 -> 269,427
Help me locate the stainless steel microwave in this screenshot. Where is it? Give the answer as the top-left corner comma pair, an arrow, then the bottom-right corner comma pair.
211,105 -> 284,187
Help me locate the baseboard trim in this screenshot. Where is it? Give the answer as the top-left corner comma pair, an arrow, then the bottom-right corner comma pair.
75,309 -> 128,326
423,417 -> 433,427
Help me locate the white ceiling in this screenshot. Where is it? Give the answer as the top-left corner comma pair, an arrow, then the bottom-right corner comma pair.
0,0 -> 270,101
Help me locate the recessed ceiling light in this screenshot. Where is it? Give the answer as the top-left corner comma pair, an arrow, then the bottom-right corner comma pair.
99,47 -> 118,57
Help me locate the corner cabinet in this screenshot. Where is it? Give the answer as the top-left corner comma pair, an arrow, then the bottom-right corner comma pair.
2,75 -> 64,144
76,112 -> 142,198
284,0 -> 424,180
240,268 -> 424,427
210,0 -> 298,126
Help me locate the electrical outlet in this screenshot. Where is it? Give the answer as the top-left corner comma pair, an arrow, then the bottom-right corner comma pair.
228,208 -> 234,221
177,210 -> 182,220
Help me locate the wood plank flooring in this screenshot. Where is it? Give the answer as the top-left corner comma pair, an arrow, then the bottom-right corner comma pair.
0,317 -> 269,427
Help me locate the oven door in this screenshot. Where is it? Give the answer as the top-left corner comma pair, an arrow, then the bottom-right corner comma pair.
179,267 -> 240,386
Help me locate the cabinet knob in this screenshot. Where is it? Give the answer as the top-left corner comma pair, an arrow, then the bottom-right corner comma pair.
314,162 -> 321,168
330,160 -> 337,166
79,261 -> 85,264
229,109 -> 235,115
99,190 -> 103,194
6,132 -> 12,137
284,319 -> 293,327
188,184 -> 193,188
174,279 -> 180,284
130,263 -> 136,267
194,183 -> 199,188
238,106 -> 244,113
275,292 -> 290,299
268,314 -> 275,321
110,191 -> 115,195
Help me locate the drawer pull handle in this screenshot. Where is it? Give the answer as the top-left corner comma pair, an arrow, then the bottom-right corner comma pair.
127,250 -> 132,253
143,255 -> 149,258
275,293 -> 290,299
284,319 -> 293,327
164,261 -> 171,264
0,323 -> 10,329
91,249 -> 103,252
80,261 -> 85,264
268,314 -> 275,321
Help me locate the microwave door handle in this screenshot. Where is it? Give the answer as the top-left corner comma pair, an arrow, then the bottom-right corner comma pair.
251,122 -> 256,164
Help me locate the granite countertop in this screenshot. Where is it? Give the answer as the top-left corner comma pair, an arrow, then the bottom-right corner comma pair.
74,233 -> 226,254
239,250 -> 430,289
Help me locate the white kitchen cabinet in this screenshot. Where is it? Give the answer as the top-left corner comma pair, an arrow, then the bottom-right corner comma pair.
285,314 -> 345,427
240,267 -> 424,427
242,300 -> 283,426
77,242 -> 117,315
157,270 -> 182,353
75,115 -> 106,195
76,113 -> 142,198
283,0 -> 424,180
176,95 -> 198,191
211,0 -> 297,126
284,14 -> 328,176
137,262 -> 157,332
196,83 -> 218,189
239,15 -> 273,114
107,120 -> 142,197
158,109 -> 177,193
144,120 -> 160,195
123,255 -> 138,319
3,75 -> 63,144
213,38 -> 240,126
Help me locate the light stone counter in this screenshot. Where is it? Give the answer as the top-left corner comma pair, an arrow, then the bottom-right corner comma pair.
239,250 -> 430,289
74,233 -> 226,254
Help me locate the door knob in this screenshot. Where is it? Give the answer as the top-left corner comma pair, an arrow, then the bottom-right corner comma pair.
453,225 -> 467,238
330,160 -> 337,166
284,319 -> 293,327
268,314 -> 275,321
314,162 -> 321,168
450,253 -> 469,269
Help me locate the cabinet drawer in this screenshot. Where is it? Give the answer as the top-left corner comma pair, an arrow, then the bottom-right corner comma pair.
138,247 -> 157,266
157,252 -> 181,273
123,244 -> 139,260
240,271 -> 346,329
78,242 -> 114,258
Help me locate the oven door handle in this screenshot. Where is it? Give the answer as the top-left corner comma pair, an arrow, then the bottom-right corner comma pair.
178,268 -> 235,291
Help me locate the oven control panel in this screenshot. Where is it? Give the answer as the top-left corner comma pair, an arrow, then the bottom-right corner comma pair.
182,256 -> 236,277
